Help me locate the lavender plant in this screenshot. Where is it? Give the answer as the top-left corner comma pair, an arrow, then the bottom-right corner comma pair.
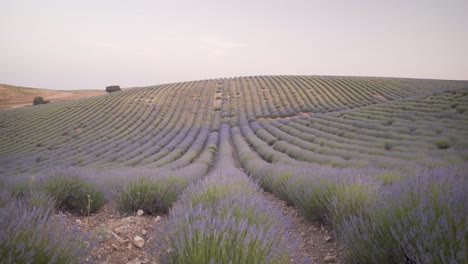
255,163 -> 381,229
37,168 -> 106,215
373,170 -> 404,186
339,166 -> 467,264
161,170 -> 296,264
434,138 -> 451,150
258,166 -> 294,205
0,188 -> 10,208
0,197 -> 92,263
22,189 -> 57,210
325,176 -> 379,229
110,170 -> 187,215
179,169 -> 260,206
7,174 -> 38,198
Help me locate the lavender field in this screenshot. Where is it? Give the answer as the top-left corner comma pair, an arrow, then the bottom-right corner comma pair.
1,75 -> 467,263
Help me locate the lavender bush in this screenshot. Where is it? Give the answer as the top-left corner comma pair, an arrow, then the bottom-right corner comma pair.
106,163 -> 210,216
251,161 -> 467,263
161,170 -> 296,264
434,138 -> 451,150
22,189 -> 57,211
283,171 -> 338,221
37,168 -> 106,215
339,166 -> 467,264
373,170 -> 404,186
257,164 -> 379,226
110,170 -> 187,215
0,197 -> 92,263
6,168 -> 105,215
0,188 -> 10,208
180,168 -> 260,205
258,166 -> 295,205
326,175 -> 379,229
7,175 -> 37,198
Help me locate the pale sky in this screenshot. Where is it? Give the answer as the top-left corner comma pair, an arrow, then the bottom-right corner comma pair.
1,0 -> 467,90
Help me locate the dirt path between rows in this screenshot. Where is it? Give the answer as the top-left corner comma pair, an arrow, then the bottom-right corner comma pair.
64,204 -> 164,264
263,192 -> 343,263
63,195 -> 342,264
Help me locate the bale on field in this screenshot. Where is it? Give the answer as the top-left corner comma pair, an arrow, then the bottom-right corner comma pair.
105,85 -> 121,93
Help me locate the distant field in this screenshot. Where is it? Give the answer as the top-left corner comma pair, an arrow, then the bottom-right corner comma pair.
0,75 -> 467,263
0,83 -> 105,109
1,76 -> 466,174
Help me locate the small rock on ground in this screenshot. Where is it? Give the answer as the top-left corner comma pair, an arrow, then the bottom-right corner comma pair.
324,255 -> 337,263
133,236 -> 145,249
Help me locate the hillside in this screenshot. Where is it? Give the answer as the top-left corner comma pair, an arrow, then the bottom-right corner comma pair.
0,83 -> 105,109
0,76 -> 467,176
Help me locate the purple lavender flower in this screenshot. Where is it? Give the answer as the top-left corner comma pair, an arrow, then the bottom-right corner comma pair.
0,197 -> 93,263
160,169 -> 297,263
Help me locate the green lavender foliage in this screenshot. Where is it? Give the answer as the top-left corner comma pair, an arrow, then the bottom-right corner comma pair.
0,195 -> 92,263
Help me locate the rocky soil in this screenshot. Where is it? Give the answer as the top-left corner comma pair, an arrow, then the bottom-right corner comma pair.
64,195 -> 343,264
65,204 -> 164,264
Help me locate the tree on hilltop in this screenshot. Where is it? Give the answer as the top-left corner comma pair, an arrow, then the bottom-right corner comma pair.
33,96 -> 49,105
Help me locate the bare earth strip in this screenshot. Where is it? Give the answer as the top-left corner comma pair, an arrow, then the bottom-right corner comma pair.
64,198 -> 342,264
0,83 -> 105,109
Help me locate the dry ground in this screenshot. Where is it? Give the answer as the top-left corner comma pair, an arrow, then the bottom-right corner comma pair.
0,83 -> 105,109
66,195 -> 342,264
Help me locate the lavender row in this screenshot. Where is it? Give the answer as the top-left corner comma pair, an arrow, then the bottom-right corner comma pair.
339,166 -> 467,263
108,163 -> 209,215
2,76 -> 464,175
2,161 -> 212,216
160,169 -> 297,263
0,185 -> 93,263
234,125 -> 467,263
239,88 -> 467,170
0,79 -> 217,175
0,157 -> 216,262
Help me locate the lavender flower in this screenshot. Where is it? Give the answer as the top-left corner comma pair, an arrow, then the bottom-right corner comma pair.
339,165 -> 467,263
0,197 -> 93,263
160,169 -> 297,263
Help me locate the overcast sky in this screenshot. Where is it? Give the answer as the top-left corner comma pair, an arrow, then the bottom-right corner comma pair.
1,0 -> 467,90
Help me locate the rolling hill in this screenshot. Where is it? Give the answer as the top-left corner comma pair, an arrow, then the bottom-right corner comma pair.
0,76 -> 467,176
